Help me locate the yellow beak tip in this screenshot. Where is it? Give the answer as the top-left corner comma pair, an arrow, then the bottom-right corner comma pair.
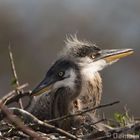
105,49 -> 134,62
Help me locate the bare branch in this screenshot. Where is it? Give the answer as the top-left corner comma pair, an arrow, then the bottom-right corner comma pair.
69,118 -> 106,134
82,121 -> 140,140
6,108 -> 78,140
1,83 -> 29,105
0,100 -> 47,140
8,45 -> 23,109
0,107 -> 79,139
47,101 -> 120,123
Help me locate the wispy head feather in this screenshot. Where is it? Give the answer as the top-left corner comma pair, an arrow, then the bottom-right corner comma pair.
61,34 -> 100,58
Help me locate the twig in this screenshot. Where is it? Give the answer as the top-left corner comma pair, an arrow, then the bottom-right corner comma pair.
47,101 -> 120,123
1,107 -> 78,140
8,45 -> 23,109
1,83 -> 29,105
82,121 -> 140,140
0,100 -> 47,140
69,118 -> 106,134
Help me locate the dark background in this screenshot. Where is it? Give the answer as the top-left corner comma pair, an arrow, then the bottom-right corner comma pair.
0,0 -> 139,118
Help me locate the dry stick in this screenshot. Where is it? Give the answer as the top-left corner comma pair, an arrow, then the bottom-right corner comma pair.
1,83 -> 29,105
47,101 -> 120,123
69,118 -> 106,134
8,45 -> 23,109
4,91 -> 31,106
0,89 -> 78,140
6,108 -> 78,140
83,121 -> 140,140
0,101 -> 47,140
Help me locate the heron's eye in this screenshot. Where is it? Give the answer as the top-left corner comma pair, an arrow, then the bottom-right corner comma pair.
58,71 -> 65,77
90,53 -> 100,59
90,54 -> 95,59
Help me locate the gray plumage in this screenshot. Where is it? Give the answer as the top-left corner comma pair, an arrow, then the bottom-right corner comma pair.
28,58 -> 82,130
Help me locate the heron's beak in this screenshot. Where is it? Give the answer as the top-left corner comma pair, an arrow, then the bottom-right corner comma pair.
98,48 -> 134,63
31,78 -> 54,96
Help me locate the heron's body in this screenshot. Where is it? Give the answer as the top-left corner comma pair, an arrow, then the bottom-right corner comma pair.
28,59 -> 102,130
28,88 -> 79,130
29,36 -> 133,131
28,59 -> 82,130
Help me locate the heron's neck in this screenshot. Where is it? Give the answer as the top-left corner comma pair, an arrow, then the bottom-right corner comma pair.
51,88 -> 69,118
78,72 -> 102,111
50,88 -> 80,130
51,85 -> 81,119
52,67 -> 82,119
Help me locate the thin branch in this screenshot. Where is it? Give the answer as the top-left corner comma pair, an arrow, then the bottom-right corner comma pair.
69,118 -> 106,134
0,100 -> 47,140
82,121 -> 140,140
1,107 -> 78,140
47,101 -> 120,123
8,45 -> 23,109
1,83 -> 29,105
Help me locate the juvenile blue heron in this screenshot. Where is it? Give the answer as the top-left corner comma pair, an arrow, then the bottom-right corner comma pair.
29,36 -> 133,130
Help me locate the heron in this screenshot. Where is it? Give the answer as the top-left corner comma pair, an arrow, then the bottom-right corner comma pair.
28,36 -> 133,131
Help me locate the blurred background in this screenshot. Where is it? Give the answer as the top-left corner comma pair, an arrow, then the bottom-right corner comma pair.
0,0 -> 139,118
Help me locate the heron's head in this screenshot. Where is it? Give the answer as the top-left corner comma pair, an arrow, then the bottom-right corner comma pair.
63,36 -> 134,74
31,36 -> 134,96
31,59 -> 81,96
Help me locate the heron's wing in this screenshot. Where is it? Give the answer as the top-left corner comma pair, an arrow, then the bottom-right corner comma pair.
27,91 -> 53,121
27,87 -> 71,121
27,88 -> 76,130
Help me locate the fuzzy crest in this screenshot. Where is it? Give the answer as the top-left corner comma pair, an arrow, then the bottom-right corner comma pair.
61,35 -> 100,58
